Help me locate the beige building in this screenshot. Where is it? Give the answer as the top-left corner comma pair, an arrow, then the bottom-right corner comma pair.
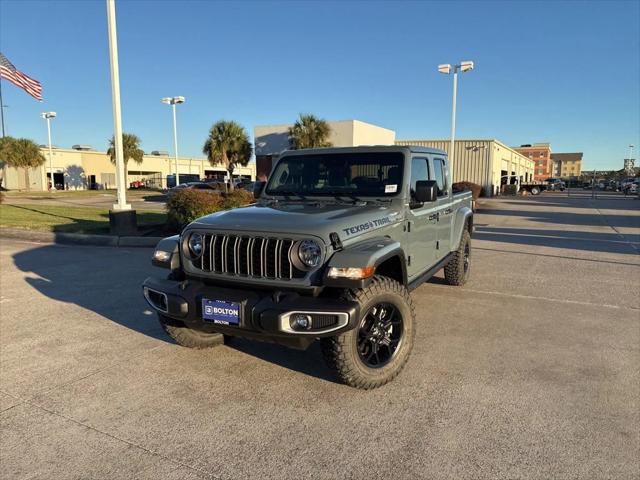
2,146 -> 256,191
254,119 -> 395,178
396,139 -> 535,196
551,152 -> 583,179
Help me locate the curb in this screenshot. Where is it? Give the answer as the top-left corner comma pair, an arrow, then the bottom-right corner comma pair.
0,228 -> 162,248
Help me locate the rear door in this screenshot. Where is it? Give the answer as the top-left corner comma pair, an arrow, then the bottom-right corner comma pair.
406,156 -> 438,278
431,156 -> 453,260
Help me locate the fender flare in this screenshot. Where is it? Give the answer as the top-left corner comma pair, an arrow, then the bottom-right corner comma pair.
452,207 -> 473,250
323,236 -> 407,288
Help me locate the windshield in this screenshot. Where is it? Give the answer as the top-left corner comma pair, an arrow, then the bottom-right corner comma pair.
265,152 -> 404,197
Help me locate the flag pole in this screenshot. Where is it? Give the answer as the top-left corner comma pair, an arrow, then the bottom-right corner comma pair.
0,79 -> 5,137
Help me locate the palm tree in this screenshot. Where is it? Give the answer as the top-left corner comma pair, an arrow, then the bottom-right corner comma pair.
0,136 -> 46,191
288,114 -> 332,150
202,120 -> 253,191
107,133 -> 144,185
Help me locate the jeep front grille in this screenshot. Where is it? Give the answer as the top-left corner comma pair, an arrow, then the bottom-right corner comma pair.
193,234 -> 306,280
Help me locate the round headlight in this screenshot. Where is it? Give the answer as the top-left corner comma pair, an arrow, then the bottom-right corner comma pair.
297,239 -> 322,268
188,233 -> 203,258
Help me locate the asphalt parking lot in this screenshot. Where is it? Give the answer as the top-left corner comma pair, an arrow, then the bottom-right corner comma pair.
1,191 -> 638,479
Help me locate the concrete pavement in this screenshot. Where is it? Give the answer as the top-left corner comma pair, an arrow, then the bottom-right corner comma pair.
1,191 -> 638,479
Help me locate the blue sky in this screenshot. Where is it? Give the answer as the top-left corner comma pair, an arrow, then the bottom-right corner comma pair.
0,0 -> 638,170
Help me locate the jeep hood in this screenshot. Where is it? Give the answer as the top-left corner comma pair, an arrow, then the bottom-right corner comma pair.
190,202 -> 402,243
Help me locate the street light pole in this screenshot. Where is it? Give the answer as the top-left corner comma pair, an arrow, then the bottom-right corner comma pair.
40,112 -> 56,191
162,96 -> 185,187
106,0 -> 130,210
438,61 -> 474,184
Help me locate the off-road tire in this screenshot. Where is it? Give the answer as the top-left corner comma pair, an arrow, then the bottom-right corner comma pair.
444,229 -> 471,286
157,314 -> 225,349
320,276 -> 415,389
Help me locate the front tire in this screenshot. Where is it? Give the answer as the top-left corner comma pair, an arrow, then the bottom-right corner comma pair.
157,314 -> 225,349
321,276 -> 415,389
444,229 -> 471,286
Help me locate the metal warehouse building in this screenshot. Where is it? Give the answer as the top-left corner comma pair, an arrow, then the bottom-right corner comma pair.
396,139 -> 535,196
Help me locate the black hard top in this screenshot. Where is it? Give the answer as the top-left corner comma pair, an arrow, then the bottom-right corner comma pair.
279,145 -> 447,157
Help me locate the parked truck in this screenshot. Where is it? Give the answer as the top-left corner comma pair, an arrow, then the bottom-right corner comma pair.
143,146 -> 473,389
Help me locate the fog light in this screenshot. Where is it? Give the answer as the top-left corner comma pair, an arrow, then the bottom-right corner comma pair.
291,314 -> 312,330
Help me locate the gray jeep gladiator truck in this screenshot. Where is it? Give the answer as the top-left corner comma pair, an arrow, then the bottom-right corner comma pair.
143,146 -> 473,389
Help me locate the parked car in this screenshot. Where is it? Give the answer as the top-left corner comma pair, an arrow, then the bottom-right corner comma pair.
623,181 -> 639,195
545,178 -> 566,191
143,146 -> 473,389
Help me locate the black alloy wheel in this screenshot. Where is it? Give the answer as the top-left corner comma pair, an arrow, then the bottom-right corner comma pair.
357,302 -> 404,368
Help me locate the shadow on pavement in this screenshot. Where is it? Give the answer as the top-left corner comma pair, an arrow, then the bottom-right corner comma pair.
11,243 -> 340,384
12,244 -> 173,343
227,338 -> 338,384
475,226 -> 639,255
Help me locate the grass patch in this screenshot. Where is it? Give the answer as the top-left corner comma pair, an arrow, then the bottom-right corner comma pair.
0,204 -> 167,235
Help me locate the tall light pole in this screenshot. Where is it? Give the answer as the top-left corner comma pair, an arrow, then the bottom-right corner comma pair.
106,0 -> 130,210
162,96 -> 185,187
628,144 -> 635,173
40,111 -> 56,191
438,60 -> 474,183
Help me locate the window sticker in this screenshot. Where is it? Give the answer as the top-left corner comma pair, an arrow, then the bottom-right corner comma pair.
385,184 -> 398,193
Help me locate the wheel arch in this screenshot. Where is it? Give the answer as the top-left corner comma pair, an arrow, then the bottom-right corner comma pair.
324,236 -> 408,288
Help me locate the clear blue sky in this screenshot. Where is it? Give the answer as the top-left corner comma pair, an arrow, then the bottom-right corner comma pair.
1,0 -> 638,170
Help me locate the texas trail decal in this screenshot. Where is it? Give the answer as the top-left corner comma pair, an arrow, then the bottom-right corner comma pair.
342,216 -> 392,236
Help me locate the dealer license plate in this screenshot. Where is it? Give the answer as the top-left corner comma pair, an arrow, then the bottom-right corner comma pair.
202,298 -> 240,325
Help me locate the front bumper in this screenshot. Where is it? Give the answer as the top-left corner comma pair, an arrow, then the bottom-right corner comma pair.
142,276 -> 360,349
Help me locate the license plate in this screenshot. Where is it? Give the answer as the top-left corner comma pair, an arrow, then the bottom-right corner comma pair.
202,298 -> 240,325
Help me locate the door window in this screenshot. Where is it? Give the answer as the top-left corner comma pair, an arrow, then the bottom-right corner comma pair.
433,158 -> 447,196
410,157 -> 429,208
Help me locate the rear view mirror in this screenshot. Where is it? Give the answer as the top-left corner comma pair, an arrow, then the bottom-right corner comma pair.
414,180 -> 437,203
253,181 -> 266,199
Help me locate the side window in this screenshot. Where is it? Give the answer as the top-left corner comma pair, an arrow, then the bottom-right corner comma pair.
433,158 -> 447,196
410,157 -> 429,208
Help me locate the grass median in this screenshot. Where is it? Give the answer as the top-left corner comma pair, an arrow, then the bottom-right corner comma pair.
0,204 -> 167,235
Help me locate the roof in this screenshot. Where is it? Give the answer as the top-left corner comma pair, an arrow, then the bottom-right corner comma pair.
278,145 -> 447,156
551,152 -> 583,161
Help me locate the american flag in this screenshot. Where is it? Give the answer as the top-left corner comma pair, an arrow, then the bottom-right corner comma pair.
0,52 -> 43,101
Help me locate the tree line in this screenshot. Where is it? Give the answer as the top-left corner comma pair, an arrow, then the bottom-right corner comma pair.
0,114 -> 333,191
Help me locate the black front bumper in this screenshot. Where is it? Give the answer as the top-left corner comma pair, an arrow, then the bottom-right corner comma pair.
142,276 -> 360,349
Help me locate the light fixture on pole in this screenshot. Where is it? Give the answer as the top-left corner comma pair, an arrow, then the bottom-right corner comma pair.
438,60 -> 474,183
162,96 -> 185,187
40,111 -> 56,191
105,0 -> 130,211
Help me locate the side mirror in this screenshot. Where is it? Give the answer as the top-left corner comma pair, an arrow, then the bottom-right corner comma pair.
414,180 -> 437,203
253,181 -> 266,199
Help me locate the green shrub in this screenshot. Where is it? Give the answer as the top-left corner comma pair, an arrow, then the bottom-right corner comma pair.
166,189 -> 223,231
452,181 -> 482,200
501,184 -> 518,196
222,189 -> 254,209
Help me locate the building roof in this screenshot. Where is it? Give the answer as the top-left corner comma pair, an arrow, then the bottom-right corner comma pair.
551,152 -> 583,161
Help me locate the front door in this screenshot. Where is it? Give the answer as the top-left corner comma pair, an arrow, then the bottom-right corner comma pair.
431,156 -> 452,260
406,156 -> 438,278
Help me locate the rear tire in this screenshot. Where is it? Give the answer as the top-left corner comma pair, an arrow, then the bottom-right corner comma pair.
157,314 -> 225,349
444,229 -> 471,286
531,186 -> 540,195
320,276 -> 415,389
